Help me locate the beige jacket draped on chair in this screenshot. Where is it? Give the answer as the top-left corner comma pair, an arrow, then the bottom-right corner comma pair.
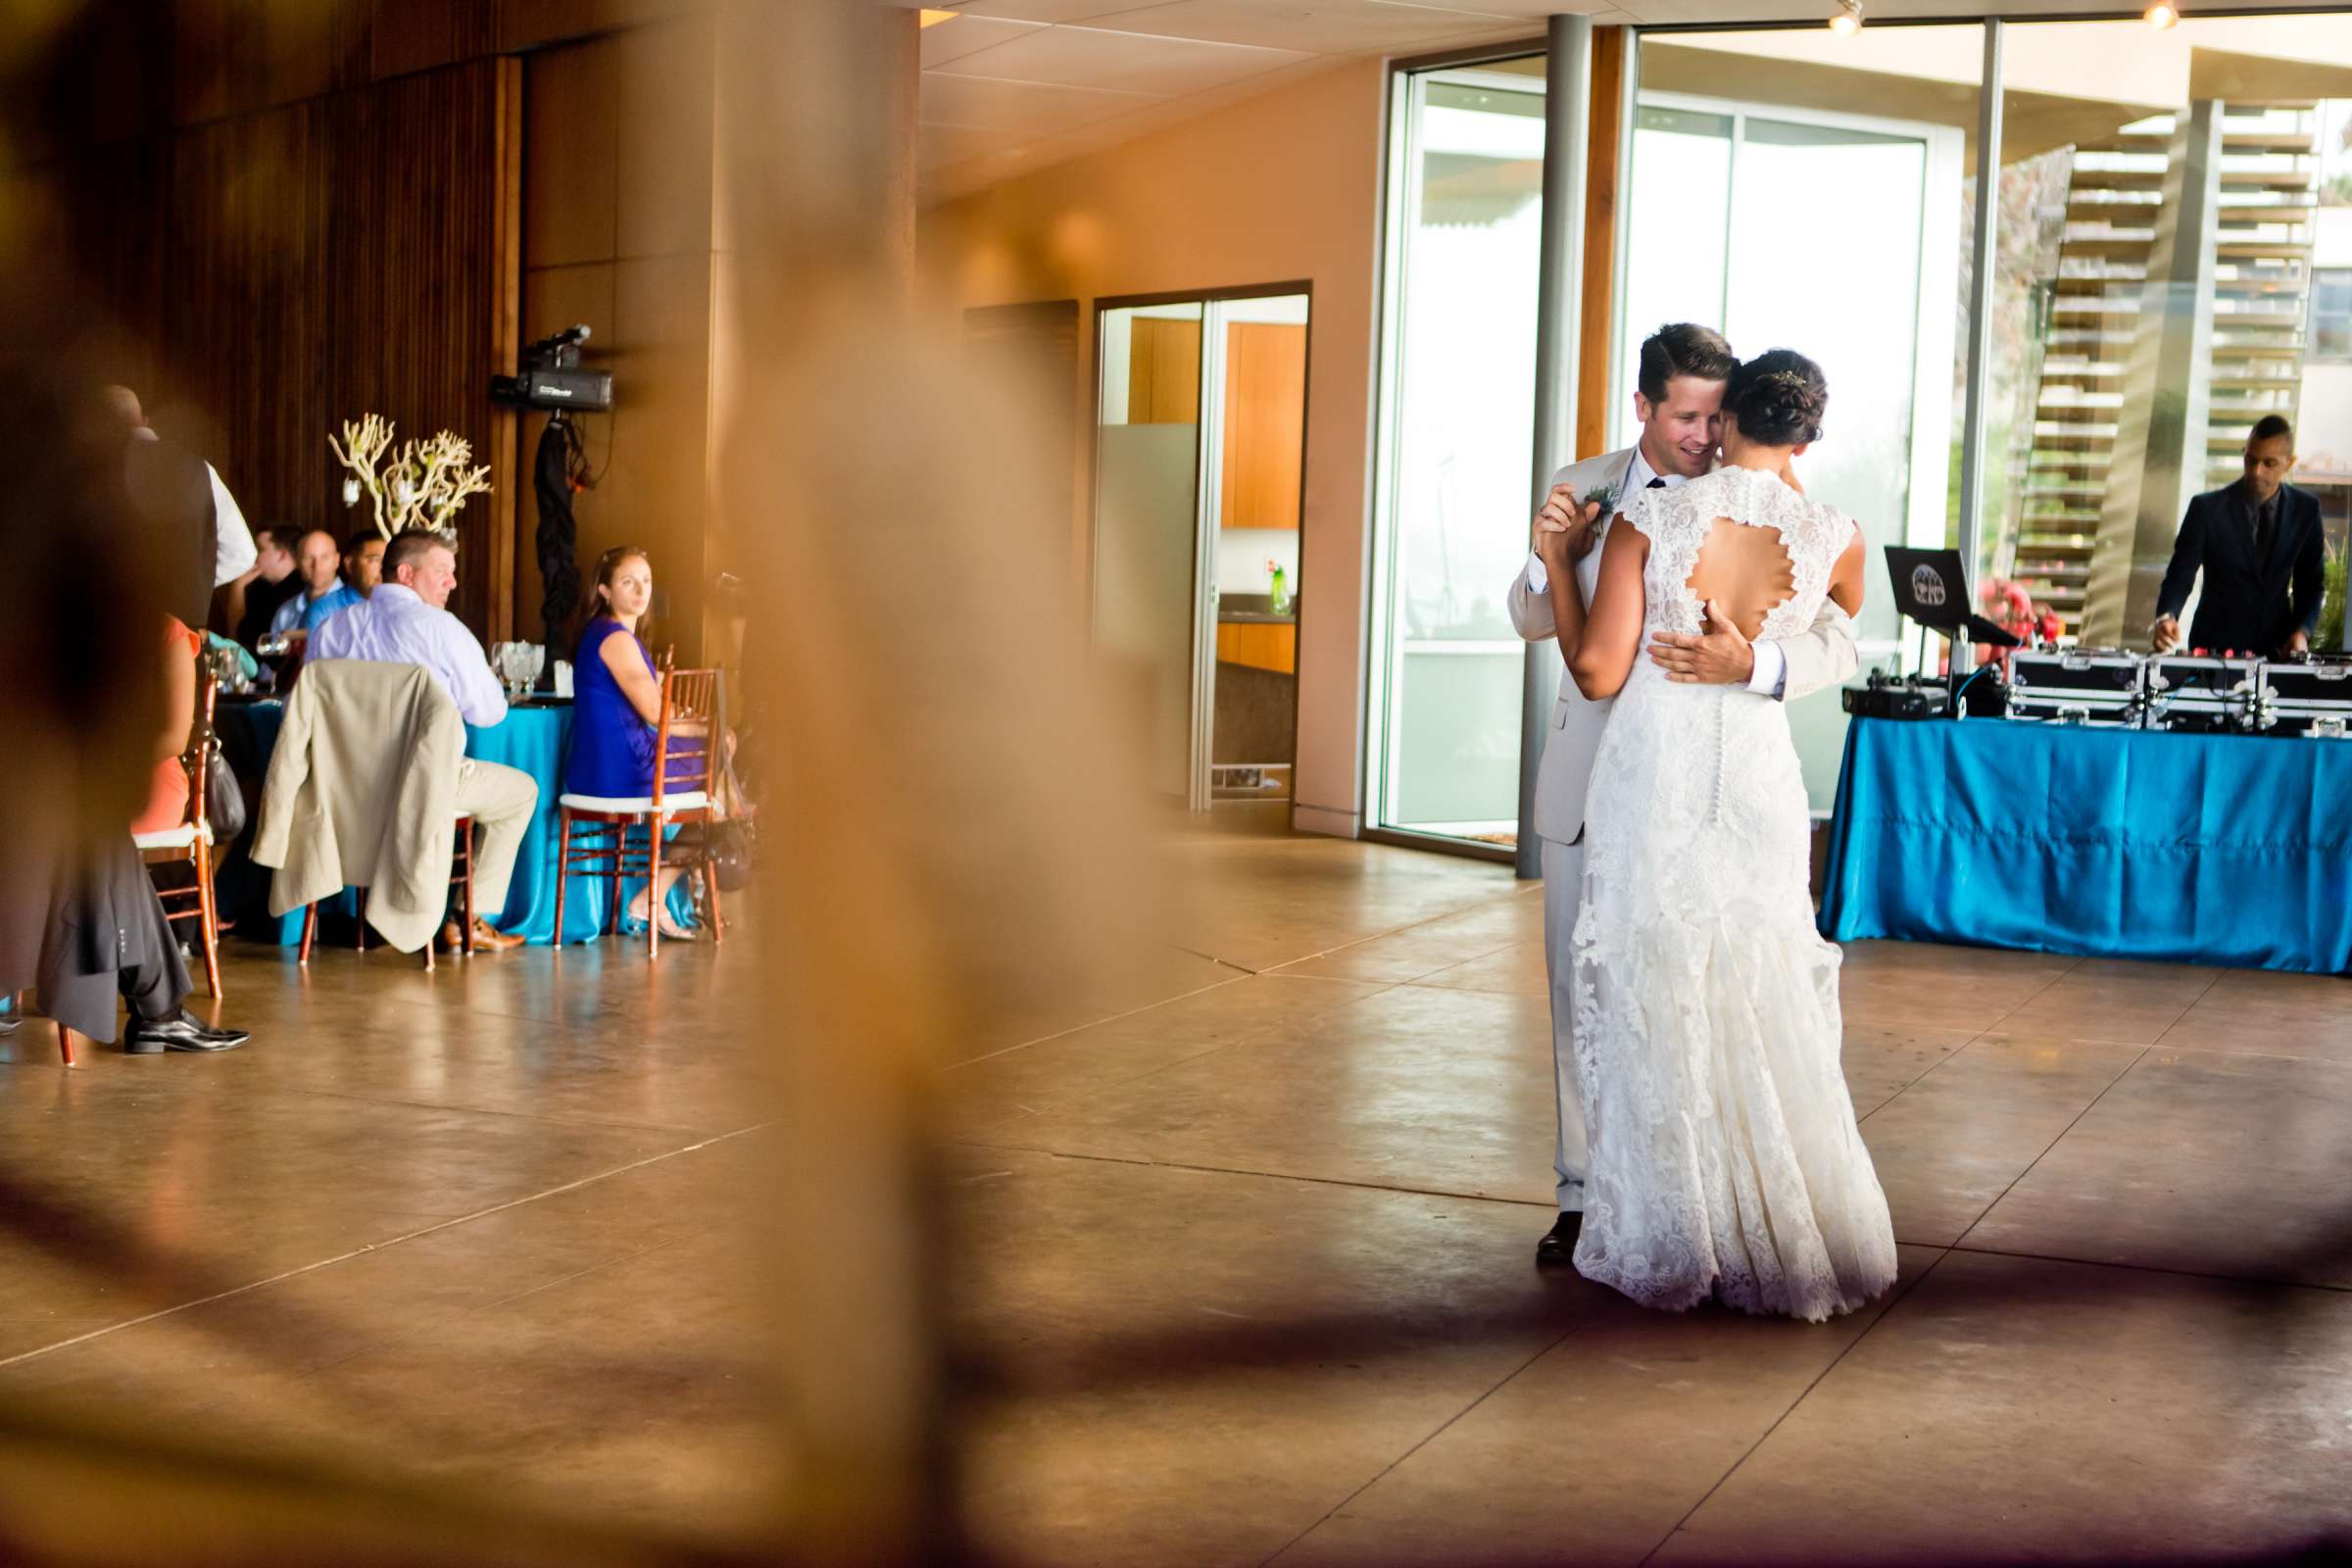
252,661 -> 466,954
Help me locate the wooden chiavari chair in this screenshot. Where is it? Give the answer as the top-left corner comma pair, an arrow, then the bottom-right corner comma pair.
294,814 -> 475,971
134,646 -> 224,1004
553,663 -> 726,958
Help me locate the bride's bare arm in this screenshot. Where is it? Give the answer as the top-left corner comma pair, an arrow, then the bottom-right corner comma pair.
1827,529 -> 1866,617
1546,519 -> 1648,701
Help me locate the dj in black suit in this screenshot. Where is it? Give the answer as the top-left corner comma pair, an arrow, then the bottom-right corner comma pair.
2151,415 -> 2326,656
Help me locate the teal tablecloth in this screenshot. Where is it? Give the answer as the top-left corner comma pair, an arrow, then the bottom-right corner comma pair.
1818,716 -> 2352,975
216,700 -> 690,947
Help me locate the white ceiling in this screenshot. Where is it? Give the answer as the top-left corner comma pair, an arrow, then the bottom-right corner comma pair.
893,0 -> 2328,204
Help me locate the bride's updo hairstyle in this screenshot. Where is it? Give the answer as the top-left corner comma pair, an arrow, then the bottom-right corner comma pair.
1725,349 -> 1828,448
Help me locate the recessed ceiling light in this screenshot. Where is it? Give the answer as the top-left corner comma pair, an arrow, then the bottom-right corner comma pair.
2144,2 -> 2180,27
1829,0 -> 1863,35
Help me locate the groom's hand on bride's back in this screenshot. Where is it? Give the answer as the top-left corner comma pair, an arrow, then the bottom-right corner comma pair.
1649,599 -> 1756,685
1533,485 -> 1602,563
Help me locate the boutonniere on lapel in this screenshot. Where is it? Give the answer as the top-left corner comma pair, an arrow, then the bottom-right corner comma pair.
1580,482 -> 1621,519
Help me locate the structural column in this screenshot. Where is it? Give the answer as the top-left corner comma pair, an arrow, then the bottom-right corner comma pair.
1955,22 -> 2003,596
1517,13 -> 1592,879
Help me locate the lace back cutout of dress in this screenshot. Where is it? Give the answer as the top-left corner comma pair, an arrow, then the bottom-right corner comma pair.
1629,467 -> 1853,642
1685,519 -> 1796,642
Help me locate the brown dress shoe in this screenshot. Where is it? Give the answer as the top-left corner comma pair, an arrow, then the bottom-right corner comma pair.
468,918 -> 526,951
441,918 -> 526,952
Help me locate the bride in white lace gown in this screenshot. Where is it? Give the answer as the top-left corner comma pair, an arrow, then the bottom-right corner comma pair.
1532,349 -> 1896,1322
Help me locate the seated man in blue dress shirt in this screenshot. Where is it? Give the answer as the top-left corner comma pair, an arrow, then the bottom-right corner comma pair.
312,530 -> 534,951
300,528 -> 384,633
269,526 -> 348,638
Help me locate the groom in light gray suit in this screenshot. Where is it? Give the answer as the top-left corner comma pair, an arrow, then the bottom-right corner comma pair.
1510,322 -> 1861,1267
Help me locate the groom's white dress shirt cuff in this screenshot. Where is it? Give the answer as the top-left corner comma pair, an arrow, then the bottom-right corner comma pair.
1526,550 -> 1549,596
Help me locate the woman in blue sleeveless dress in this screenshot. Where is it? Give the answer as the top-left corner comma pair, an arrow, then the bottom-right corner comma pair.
567,546 -> 698,941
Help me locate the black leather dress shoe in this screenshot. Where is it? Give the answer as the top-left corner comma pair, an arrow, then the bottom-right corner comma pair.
124,1013 -> 251,1054
1535,1210 -> 1583,1268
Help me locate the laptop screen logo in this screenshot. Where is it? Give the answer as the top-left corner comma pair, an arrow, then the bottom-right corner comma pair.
1911,564 -> 1947,609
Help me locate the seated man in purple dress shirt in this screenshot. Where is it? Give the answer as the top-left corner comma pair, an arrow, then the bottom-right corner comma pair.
311,531 -> 534,951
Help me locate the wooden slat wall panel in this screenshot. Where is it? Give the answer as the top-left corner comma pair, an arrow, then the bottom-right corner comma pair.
56,57 -> 515,634
323,61 -> 511,633
161,96 -> 334,554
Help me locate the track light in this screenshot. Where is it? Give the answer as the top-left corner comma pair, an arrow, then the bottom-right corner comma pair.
1830,0 -> 1863,36
2144,2 -> 2180,26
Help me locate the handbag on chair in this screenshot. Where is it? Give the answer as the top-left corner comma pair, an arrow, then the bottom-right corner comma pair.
707,750 -> 757,894
202,735 -> 247,847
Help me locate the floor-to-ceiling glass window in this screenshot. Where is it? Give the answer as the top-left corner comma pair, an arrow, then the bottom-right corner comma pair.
1365,57 -> 1546,849
1615,25 -> 1981,809
1368,14 -> 2352,862
1993,14 -> 2352,654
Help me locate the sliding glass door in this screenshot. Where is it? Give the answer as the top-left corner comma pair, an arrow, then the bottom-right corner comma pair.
1094,291 -> 1313,811
1366,60 -> 1546,848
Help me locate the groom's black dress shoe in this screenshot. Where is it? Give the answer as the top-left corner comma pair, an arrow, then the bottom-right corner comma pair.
1535,1211 -> 1583,1268
124,1012 -> 250,1054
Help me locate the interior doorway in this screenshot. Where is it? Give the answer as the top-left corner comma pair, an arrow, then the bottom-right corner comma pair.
1092,287 -> 1310,811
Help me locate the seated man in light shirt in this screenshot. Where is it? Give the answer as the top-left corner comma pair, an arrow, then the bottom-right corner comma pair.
300,527 -> 384,633
270,525 -> 348,637
311,530 -> 535,952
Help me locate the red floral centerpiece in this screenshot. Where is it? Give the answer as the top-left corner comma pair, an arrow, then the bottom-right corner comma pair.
1976,577 -> 2061,668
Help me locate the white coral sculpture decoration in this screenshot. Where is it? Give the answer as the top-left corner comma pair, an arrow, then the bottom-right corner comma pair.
329,414 -> 492,539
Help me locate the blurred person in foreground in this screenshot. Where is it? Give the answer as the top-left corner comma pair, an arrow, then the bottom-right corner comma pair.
1,387 -> 249,1053
311,529 -> 533,951
32,612 -> 249,1052
104,384 -> 256,619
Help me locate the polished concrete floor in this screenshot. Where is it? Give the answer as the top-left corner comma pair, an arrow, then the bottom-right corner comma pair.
4,809 -> 2350,1563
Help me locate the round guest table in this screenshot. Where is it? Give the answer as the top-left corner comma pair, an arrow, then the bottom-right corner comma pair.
214,697 -> 694,947
1817,716 -> 2352,976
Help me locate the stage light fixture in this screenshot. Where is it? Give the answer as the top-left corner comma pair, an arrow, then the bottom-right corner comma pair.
1830,0 -> 1864,36
2144,2 -> 2180,26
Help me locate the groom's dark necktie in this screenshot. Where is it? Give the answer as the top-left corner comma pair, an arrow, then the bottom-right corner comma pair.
1646,477 -> 1666,490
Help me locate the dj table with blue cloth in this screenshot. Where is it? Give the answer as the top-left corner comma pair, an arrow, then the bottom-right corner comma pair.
1818,717 -> 2352,975
215,699 -> 691,946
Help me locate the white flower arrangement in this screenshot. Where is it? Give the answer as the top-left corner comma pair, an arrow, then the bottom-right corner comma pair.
328,414 -> 491,539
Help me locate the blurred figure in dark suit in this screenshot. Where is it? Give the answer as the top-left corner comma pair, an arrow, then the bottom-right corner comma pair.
0,379 -> 248,1053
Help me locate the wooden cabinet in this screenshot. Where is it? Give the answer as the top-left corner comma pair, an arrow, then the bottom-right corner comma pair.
1216,620 -> 1297,675
1126,317 -> 1202,423
1122,317 -> 1304,530
1218,321 -> 1305,531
